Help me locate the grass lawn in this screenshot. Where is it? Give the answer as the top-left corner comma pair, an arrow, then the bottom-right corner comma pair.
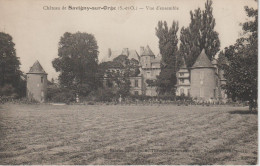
0,104 -> 257,164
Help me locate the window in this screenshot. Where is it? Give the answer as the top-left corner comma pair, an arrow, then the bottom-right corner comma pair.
41,76 -> 43,83
214,89 -> 217,98
134,79 -> 138,87
180,73 -> 184,76
200,88 -> 204,97
41,91 -> 44,102
180,88 -> 184,95
147,72 -> 151,78
107,80 -> 113,88
188,89 -> 191,97
134,91 -> 139,95
180,78 -> 184,84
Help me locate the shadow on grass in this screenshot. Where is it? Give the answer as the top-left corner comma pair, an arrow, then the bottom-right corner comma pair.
229,110 -> 258,115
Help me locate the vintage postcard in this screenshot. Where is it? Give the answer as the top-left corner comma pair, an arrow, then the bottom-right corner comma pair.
0,0 -> 258,165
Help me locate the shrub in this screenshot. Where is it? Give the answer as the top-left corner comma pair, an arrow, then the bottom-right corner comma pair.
87,101 -> 95,105
176,94 -> 192,101
0,84 -> 19,104
51,91 -> 75,104
158,94 -> 175,101
88,88 -> 115,102
0,84 -> 17,97
47,86 -> 75,104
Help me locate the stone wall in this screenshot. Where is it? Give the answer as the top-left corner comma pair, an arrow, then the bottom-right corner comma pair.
27,74 -> 47,103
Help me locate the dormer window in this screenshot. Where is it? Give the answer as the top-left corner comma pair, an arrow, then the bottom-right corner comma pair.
180,73 -> 184,76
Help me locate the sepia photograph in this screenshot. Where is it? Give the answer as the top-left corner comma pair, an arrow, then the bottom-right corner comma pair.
0,0 -> 258,165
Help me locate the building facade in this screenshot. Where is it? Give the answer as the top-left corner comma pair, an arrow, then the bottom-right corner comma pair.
176,62 -> 190,96
103,47 -> 226,99
139,45 -> 161,96
102,45 -> 161,96
26,61 -> 48,103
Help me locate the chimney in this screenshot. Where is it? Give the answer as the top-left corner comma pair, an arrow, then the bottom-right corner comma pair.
108,48 -> 112,57
126,48 -> 129,56
140,46 -> 144,55
123,48 -> 129,56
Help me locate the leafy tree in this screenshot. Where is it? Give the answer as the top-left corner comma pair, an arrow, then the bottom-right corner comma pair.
220,6 -> 257,111
112,55 -> 140,76
102,70 -> 131,98
175,50 -> 184,71
52,32 -> 99,96
98,55 -> 136,98
179,0 -> 220,68
0,32 -> 25,97
146,79 -> 156,87
155,20 -> 179,95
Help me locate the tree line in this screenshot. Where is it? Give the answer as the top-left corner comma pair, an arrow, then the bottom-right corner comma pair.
0,0 -> 257,110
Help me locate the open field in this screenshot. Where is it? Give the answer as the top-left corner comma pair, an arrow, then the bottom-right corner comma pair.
0,104 -> 257,164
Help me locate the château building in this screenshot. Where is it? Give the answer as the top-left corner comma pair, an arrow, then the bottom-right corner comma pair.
102,45 -> 161,96
103,46 -> 227,100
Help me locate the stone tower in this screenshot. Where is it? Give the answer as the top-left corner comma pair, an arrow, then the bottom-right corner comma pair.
190,49 -> 217,100
26,60 -> 48,103
140,45 -> 155,68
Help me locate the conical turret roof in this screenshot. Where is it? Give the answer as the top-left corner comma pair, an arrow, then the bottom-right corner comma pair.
141,45 -> 155,56
180,57 -> 187,69
27,60 -> 47,74
191,49 -> 214,68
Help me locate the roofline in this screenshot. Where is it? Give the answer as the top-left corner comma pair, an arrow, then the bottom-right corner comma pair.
26,72 -> 48,75
176,84 -> 190,87
140,54 -> 155,57
190,66 -> 215,69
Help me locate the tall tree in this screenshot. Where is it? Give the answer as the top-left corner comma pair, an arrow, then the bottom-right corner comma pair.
0,32 -> 25,97
52,32 -> 99,95
179,0 -> 220,68
220,6 -> 257,111
155,21 -> 179,95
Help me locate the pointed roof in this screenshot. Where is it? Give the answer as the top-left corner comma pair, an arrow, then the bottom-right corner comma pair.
180,63 -> 187,69
102,48 -> 140,62
211,58 -> 218,65
191,49 -> 214,68
27,60 -> 47,74
102,49 -> 122,62
128,50 -> 140,61
151,55 -> 161,63
180,56 -> 187,69
141,45 -> 155,56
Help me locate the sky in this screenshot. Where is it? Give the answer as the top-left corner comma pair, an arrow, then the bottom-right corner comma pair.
0,0 -> 257,80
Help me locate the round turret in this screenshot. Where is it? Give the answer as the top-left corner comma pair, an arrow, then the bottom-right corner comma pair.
26,61 -> 48,103
190,49 -> 217,100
